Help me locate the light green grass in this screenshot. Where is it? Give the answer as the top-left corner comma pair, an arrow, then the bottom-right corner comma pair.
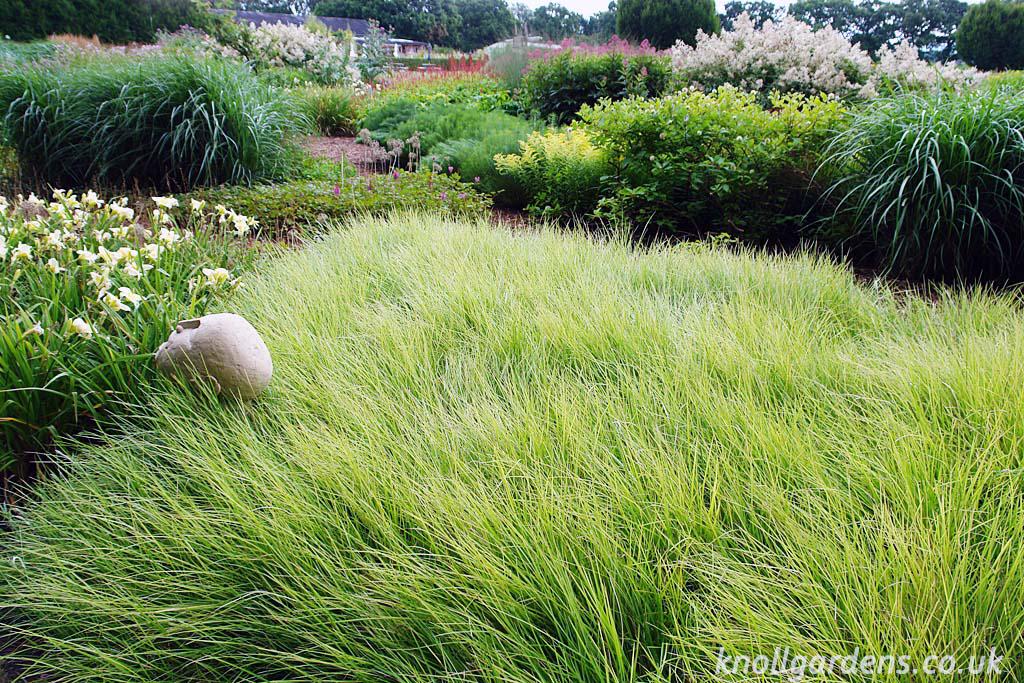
3,213 -> 1023,681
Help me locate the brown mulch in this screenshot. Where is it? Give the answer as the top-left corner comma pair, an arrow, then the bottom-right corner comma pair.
301,136 -> 383,176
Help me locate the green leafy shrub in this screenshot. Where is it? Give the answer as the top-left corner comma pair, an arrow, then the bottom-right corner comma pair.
520,51 -> 673,124
495,128 -> 611,218
957,0 -> 1024,71
187,172 -> 491,236
580,87 -> 847,238
0,54 -> 305,192
820,89 -> 1024,282
0,190 -> 256,473
294,85 -> 365,136
4,212 -> 1023,681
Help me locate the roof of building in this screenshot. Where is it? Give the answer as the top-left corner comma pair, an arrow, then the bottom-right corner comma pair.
212,9 -> 427,44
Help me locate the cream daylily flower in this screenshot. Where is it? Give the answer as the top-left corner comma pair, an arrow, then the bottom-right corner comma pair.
202,267 -> 232,286
142,243 -> 163,261
190,198 -> 206,213
152,196 -> 180,210
101,291 -> 130,312
70,318 -> 93,339
11,243 -> 32,261
89,269 -> 111,291
46,258 -> 65,274
118,287 -> 143,309
77,249 -> 99,264
82,190 -> 104,209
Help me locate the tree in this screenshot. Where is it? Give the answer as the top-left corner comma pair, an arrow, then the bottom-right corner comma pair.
896,0 -> 965,61
958,0 -> 1024,69
232,0 -> 316,13
0,0 -> 197,42
585,1 -> 618,38
452,0 -> 514,49
529,2 -> 586,40
788,0 -> 897,52
721,0 -> 781,29
617,0 -> 719,48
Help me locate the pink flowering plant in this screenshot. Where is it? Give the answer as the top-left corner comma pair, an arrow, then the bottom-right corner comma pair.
0,190 -> 257,472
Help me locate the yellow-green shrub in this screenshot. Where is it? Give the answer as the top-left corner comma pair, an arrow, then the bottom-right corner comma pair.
495,128 -> 610,218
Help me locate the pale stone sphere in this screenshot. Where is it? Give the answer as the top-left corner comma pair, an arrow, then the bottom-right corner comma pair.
155,313 -> 272,400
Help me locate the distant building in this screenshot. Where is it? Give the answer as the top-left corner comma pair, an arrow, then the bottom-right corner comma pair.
213,10 -> 430,56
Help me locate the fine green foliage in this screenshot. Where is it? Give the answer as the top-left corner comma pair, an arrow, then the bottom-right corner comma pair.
581,88 -> 847,238
957,0 -> 1024,70
360,100 -> 541,204
0,54 -> 305,192
484,44 -> 534,89
4,212 -> 1023,680
982,70 -> 1024,92
495,128 -> 611,217
820,88 -> 1024,281
520,51 -> 673,124
616,0 -> 720,48
0,191 -> 256,474
0,0 -> 200,43
188,172 -> 492,236
293,85 -> 365,136
0,40 -> 58,66
363,73 -> 513,119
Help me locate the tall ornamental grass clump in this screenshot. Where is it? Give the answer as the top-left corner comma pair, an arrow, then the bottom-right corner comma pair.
820,88 -> 1024,281
0,191 -> 256,474
0,54 -> 304,192
3,213 -> 1023,681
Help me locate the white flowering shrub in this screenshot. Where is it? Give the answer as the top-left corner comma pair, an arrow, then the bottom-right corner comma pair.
874,40 -> 985,92
0,190 -> 256,470
249,21 -> 362,87
670,13 -> 983,99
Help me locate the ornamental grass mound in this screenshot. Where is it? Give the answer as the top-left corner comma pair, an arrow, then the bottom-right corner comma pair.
3,213 -> 1022,681
0,53 -> 303,192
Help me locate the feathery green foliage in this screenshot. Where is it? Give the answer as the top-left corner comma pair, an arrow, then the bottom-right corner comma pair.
0,54 -> 305,192
4,213 -> 1023,681
820,88 -> 1024,281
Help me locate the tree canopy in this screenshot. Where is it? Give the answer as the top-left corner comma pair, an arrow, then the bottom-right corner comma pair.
721,0 -> 782,29
0,0 -> 197,42
787,0 -> 965,58
957,0 -> 1024,69
617,0 -> 719,48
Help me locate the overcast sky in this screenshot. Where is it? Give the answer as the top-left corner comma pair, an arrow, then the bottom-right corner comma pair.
519,0 -> 984,18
